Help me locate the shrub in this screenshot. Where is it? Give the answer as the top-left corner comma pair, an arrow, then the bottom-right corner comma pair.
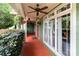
0,30 -> 24,56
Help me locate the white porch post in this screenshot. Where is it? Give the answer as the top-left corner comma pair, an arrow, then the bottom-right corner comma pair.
23,22 -> 27,39
21,24 -> 23,30
23,23 -> 27,35
70,3 -> 76,56
16,23 -> 19,29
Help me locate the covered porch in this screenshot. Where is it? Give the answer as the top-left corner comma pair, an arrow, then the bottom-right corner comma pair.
0,3 -> 76,56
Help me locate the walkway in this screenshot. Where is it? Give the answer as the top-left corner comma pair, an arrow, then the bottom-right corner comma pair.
21,35 -> 53,56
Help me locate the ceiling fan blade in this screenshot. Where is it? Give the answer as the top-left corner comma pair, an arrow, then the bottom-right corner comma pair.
27,11 -> 36,13
40,6 -> 48,10
28,6 -> 36,10
39,11 -> 48,14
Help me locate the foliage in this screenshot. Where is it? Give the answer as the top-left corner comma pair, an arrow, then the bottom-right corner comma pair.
62,15 -> 70,29
0,30 -> 24,56
0,3 -> 14,29
0,14 -> 14,29
13,15 -> 24,25
0,3 -> 12,14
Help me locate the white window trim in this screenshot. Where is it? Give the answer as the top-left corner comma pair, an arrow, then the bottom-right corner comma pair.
57,17 -> 62,55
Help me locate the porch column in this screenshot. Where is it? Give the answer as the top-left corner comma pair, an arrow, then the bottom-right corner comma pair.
70,4 -> 76,56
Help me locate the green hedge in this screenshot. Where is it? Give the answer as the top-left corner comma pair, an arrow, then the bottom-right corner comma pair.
0,30 -> 24,56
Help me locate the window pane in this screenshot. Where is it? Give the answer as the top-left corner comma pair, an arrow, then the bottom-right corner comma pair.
52,19 -> 55,48
62,14 -> 70,56
44,23 -> 48,43
49,21 -> 52,45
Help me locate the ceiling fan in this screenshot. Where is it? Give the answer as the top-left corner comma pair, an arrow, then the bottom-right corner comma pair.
27,4 -> 48,16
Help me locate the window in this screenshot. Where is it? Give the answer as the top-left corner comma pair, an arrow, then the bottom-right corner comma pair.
57,4 -> 70,14
62,14 -> 70,56
43,4 -> 71,56
44,19 -> 55,48
57,14 -> 70,56
52,19 -> 55,48
48,21 -> 52,45
44,23 -> 48,43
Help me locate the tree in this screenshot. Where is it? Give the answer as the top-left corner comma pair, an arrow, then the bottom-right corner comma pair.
0,3 -> 11,14
0,3 -> 14,29
0,14 -> 14,29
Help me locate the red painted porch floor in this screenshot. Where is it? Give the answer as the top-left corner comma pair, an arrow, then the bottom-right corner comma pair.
21,35 -> 52,56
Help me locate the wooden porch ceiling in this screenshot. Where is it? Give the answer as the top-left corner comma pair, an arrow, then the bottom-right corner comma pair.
10,3 -> 60,21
